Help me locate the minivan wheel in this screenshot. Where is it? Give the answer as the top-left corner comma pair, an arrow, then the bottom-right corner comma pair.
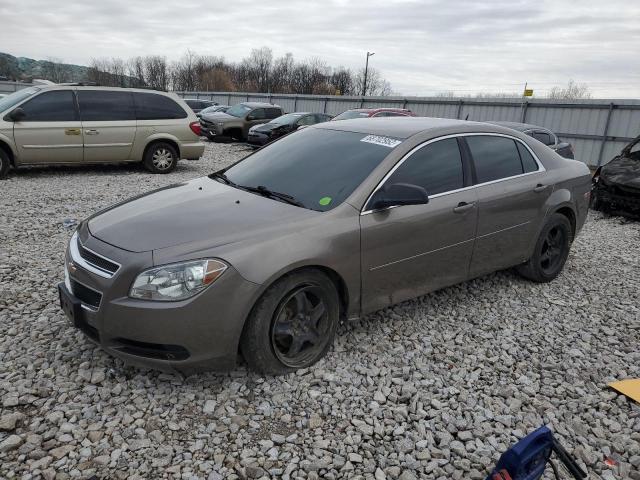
240,270 -> 340,375
143,142 -> 178,174
516,213 -> 572,283
0,149 -> 10,179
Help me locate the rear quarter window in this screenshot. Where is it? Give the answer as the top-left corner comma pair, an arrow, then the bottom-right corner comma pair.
134,93 -> 188,120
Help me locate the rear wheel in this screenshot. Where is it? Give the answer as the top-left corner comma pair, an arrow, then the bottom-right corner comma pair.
0,149 -> 10,179
143,142 -> 178,174
516,213 -> 572,282
240,270 -> 340,375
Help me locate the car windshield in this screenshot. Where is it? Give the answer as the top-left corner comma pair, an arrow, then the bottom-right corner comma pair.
0,87 -> 40,112
226,104 -> 252,117
200,106 -> 222,115
271,113 -> 303,125
218,127 -> 399,211
333,110 -> 370,121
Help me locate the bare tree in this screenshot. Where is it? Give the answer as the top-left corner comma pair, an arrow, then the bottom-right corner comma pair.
83,47 -> 393,95
547,80 -> 591,100
41,57 -> 72,83
330,67 -> 355,95
354,67 -> 391,96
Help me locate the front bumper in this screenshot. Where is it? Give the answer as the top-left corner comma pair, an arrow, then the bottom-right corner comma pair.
60,228 -> 261,373
247,132 -> 270,146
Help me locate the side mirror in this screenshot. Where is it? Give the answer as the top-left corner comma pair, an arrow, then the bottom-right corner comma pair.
9,107 -> 26,122
369,183 -> 429,211
246,115 -> 255,121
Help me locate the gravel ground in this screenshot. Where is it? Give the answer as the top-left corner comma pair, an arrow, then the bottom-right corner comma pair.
0,142 -> 639,480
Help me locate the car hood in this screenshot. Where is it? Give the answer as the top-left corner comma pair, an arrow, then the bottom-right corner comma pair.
601,156 -> 640,189
88,177 -> 316,253
200,112 -> 237,122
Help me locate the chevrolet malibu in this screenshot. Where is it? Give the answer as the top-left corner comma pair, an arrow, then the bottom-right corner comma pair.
58,117 -> 591,374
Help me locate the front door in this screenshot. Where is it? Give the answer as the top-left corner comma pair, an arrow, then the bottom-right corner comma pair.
464,134 -> 552,277
360,137 -> 478,313
12,90 -> 83,164
77,90 -> 136,162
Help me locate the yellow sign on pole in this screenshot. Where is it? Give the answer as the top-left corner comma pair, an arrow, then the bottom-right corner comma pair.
523,89 -> 534,97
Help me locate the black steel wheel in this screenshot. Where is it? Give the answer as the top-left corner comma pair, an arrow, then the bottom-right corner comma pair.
240,270 -> 340,375
539,225 -> 567,276
516,213 -> 572,283
270,284 -> 332,369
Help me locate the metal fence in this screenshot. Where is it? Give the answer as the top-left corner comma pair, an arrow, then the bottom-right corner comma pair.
178,91 -> 640,167
0,80 -> 31,94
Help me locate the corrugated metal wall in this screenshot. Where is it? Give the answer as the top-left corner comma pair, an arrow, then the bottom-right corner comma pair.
180,91 -> 640,166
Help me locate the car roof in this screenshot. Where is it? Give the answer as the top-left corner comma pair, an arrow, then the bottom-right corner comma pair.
241,102 -> 282,108
313,116 -> 501,139
347,107 -> 410,113
487,121 -> 549,132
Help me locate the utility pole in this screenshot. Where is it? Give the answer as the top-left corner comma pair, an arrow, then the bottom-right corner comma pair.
362,51 -> 375,97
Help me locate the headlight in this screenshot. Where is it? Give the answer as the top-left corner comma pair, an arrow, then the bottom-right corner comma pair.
130,259 -> 227,301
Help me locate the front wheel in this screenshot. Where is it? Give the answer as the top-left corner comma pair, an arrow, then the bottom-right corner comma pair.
240,270 -> 340,375
143,142 -> 178,174
516,213 -> 572,283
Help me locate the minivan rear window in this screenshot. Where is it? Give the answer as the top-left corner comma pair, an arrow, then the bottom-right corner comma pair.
134,92 -> 187,120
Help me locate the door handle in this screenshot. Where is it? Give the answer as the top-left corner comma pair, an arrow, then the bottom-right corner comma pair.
64,128 -> 81,136
453,201 -> 476,213
533,184 -> 548,193
84,129 -> 99,135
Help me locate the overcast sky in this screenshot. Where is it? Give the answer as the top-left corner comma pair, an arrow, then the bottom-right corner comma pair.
1,0 -> 639,98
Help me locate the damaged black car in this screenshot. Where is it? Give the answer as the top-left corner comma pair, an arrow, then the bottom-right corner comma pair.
591,134 -> 640,218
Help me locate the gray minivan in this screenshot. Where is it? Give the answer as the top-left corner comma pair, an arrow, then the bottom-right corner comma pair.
0,85 -> 205,177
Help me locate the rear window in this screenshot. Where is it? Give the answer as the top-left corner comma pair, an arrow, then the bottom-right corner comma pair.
78,90 -> 135,121
333,111 -> 370,121
221,128 -> 398,211
134,92 -> 187,120
466,135 -> 524,183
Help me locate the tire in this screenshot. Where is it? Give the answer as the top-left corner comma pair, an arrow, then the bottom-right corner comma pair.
143,142 -> 178,174
240,269 -> 340,375
516,213 -> 573,283
0,149 -> 10,179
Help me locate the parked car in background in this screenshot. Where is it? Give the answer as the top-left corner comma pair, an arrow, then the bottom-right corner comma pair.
0,85 -> 204,178
488,121 -> 574,159
199,102 -> 284,141
247,112 -> 332,146
591,134 -> 640,218
196,105 -> 230,118
183,98 -> 217,113
332,107 -> 415,121
58,117 -> 590,374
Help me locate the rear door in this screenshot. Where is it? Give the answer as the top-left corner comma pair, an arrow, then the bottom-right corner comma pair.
12,90 -> 83,164
360,137 -> 478,312
77,90 -> 136,162
464,134 -> 550,277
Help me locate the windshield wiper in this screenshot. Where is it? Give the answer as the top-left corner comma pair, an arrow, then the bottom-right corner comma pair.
210,171 -> 235,186
239,185 -> 306,208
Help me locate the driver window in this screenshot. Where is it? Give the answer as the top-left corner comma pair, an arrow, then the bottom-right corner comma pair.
250,108 -> 266,120
384,138 -> 464,196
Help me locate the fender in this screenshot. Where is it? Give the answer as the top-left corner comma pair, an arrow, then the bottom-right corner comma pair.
130,133 -> 182,161
0,131 -> 18,165
524,186 -> 576,259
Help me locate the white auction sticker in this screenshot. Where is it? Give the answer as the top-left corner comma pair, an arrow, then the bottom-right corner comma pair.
360,135 -> 402,148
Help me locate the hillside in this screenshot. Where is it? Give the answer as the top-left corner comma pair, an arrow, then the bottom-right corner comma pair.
0,52 -> 89,82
